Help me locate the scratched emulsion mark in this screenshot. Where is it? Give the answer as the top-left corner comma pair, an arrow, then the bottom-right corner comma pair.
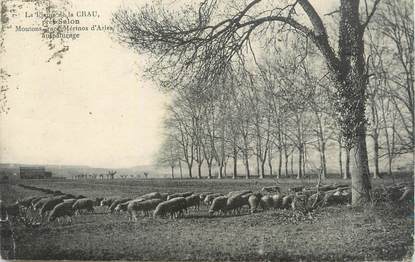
0,0 -> 72,114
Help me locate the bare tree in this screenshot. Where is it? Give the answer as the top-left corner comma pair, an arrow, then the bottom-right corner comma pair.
372,0 -> 414,153
165,101 -> 195,178
156,134 -> 181,179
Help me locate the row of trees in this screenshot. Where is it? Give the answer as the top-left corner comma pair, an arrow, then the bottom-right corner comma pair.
155,0 -> 412,182
113,0 -> 413,205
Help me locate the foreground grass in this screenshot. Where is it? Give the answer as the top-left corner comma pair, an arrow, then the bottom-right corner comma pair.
1,177 -> 413,261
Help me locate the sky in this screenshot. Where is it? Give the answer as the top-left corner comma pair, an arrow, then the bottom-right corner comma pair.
0,0 -> 334,168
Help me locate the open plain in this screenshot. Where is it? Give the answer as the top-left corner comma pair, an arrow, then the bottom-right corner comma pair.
0,176 -> 413,261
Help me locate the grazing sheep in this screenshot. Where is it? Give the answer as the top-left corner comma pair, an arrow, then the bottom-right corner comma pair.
30,196 -> 45,207
248,194 -> 261,213
208,196 -> 228,216
281,195 -> 294,209
72,198 -> 95,214
116,192 -> 167,213
100,197 -> 120,208
226,190 -> 252,198
199,192 -> 213,201
33,197 -> 51,211
204,193 -> 223,206
167,192 -> 193,200
109,198 -> 132,213
48,201 -> 75,223
323,190 -> 351,206
185,194 -> 201,211
153,197 -> 187,218
128,199 -> 164,220
159,193 -> 169,201
39,197 -> 65,217
114,201 -> 131,213
259,195 -> 273,210
17,196 -> 38,209
63,198 -> 78,206
226,195 -> 249,215
271,194 -> 284,209
114,196 -> 151,213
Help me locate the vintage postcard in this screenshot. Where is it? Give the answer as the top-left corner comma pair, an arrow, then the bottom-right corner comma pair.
0,0 -> 413,261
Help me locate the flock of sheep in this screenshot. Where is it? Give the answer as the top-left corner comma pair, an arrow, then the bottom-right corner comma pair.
1,183 -> 356,225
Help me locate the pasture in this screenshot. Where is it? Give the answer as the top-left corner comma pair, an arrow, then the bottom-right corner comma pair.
1,177 -> 413,261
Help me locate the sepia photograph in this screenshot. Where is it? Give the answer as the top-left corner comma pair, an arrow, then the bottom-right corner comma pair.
0,0 -> 413,261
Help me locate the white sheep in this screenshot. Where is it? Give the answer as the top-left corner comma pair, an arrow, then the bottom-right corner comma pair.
226,194 -> 249,215
259,195 -> 273,210
185,194 -> 201,211
127,199 -> 163,220
72,198 -> 95,215
204,193 -> 223,206
271,194 -> 284,209
109,198 -> 132,213
208,196 -> 228,216
48,201 -> 75,223
153,197 -> 187,218
199,192 -> 213,202
281,195 -> 294,209
167,192 -> 193,200
248,194 -> 261,214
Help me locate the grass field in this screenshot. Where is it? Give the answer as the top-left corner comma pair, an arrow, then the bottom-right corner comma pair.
1,177 -> 413,261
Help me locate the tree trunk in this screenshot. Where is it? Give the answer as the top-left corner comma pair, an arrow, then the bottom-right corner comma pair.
388,155 -> 393,178
244,152 -> 250,179
373,132 -> 380,179
171,166 -> 174,179
277,149 -> 282,179
297,147 -> 303,179
233,148 -> 238,179
337,0 -> 372,205
290,153 -> 294,177
260,160 -> 266,179
207,164 -> 212,179
284,145 -> 289,177
268,149 -> 273,177
320,145 -> 327,180
256,154 -> 261,178
338,137 -> 344,179
223,160 -> 227,177
302,144 -> 307,177
187,162 -> 193,178
179,161 -> 183,179
350,126 -> 372,205
218,164 -> 223,179
345,147 -> 351,179
381,100 -> 394,177
198,163 -> 202,179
